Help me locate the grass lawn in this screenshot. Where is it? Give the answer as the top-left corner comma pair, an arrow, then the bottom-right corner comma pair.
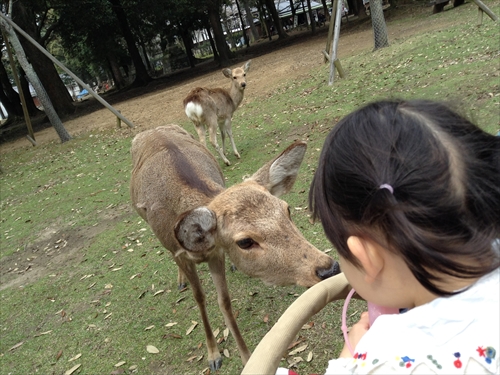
1,2 -> 499,374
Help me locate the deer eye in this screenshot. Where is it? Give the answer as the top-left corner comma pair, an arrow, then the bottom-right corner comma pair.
236,238 -> 256,250
233,76 -> 237,79
244,74 -> 246,77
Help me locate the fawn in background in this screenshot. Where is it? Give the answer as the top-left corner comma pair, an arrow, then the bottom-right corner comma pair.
183,60 -> 251,165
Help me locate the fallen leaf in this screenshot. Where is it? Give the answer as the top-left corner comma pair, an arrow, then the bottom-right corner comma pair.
287,338 -> 305,350
289,344 -> 308,356
165,322 -> 177,328
223,328 -> 229,340
146,345 -> 159,354
34,330 -> 52,337
223,349 -> 230,358
263,314 -> 269,323
153,289 -> 164,296
110,369 -> 124,375
186,355 -> 197,362
56,349 -> 63,361
144,325 -> 155,331
288,357 -> 303,367
114,360 -> 126,367
301,322 -> 314,330
128,365 -> 138,371
213,328 -> 220,338
186,321 -> 198,335
64,363 -> 81,375
306,351 -> 313,362
9,341 -> 23,351
68,353 -> 82,362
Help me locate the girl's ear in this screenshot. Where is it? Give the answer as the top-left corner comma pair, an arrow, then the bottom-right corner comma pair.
347,236 -> 384,283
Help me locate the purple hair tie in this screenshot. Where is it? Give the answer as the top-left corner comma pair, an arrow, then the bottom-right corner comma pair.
379,184 -> 394,194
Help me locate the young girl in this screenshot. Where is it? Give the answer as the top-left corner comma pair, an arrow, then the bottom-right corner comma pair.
306,99 -> 499,374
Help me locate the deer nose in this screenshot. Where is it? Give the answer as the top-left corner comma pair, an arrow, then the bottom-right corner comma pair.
241,82 -> 246,88
316,260 -> 341,280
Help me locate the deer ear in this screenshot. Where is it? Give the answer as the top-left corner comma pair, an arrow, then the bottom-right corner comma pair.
243,60 -> 251,73
222,68 -> 232,78
174,207 -> 217,253
247,141 -> 307,197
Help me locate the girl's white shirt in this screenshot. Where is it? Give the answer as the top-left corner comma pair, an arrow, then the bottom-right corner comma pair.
325,268 -> 500,374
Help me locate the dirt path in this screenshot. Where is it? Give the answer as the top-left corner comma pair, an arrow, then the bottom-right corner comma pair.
0,6 -> 447,153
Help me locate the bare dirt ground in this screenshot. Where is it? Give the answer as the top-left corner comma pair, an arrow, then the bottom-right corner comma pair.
0,6 -> 448,153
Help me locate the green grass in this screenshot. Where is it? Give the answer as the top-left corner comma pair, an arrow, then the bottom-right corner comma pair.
1,2 -> 499,374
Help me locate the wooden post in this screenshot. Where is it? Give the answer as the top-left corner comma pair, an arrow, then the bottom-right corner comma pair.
478,7 -> 484,25
324,0 -> 337,63
322,50 -> 346,78
1,29 -> 36,144
116,110 -> 122,128
329,0 -> 343,85
472,0 -> 498,21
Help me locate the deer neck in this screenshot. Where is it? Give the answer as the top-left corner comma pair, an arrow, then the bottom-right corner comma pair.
229,84 -> 244,109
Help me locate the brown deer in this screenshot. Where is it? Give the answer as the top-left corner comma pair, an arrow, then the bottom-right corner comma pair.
130,125 -> 339,371
183,60 -> 251,166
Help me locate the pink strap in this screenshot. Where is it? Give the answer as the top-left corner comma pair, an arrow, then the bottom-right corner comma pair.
341,288 -> 356,356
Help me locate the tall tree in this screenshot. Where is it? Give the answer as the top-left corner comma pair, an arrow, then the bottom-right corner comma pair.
206,0 -> 232,65
370,0 -> 389,49
262,0 -> 288,39
11,0 -> 75,116
107,0 -> 151,86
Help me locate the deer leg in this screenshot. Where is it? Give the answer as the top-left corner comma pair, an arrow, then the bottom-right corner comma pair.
176,259 -> 223,371
207,117 -> 231,165
218,120 -> 226,155
224,118 -> 240,159
208,255 -> 251,364
193,121 -> 207,147
177,267 -> 188,290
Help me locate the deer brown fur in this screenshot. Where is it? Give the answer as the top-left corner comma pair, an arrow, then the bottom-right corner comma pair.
183,60 -> 251,166
130,125 -> 339,371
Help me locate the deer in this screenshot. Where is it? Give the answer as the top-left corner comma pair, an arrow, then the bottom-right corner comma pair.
183,60 -> 251,166
130,125 -> 340,371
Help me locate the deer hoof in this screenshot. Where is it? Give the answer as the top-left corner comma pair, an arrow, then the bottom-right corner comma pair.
224,159 -> 231,166
209,356 -> 223,371
178,282 -> 188,290
235,152 -> 241,159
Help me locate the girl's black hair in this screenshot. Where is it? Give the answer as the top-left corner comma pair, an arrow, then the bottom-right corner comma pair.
310,99 -> 500,296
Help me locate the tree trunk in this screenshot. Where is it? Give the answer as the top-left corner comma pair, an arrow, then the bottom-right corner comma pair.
235,0 -> 250,46
106,51 -> 125,89
321,0 -> 331,21
263,0 -> 288,39
242,0 -> 259,41
178,23 -> 196,68
0,59 -> 23,117
370,0 -> 389,49
11,1 -> 75,116
107,0 -> 151,86
19,67 -> 42,115
207,0 -> 231,66
307,0 -> 317,34
0,16 -> 71,142
201,15 -> 219,62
